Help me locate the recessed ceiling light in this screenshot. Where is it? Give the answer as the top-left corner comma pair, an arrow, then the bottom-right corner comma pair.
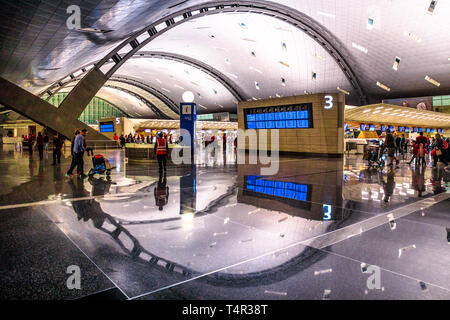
317,11 -> 336,19
404,31 -> 422,43
312,72 -> 317,80
367,18 -> 374,30
251,51 -> 256,57
352,42 -> 368,54
376,81 -> 391,91
425,75 -> 440,87
209,34 -> 216,39
313,53 -> 326,61
337,87 -> 350,95
281,78 -> 286,86
225,58 -> 231,64
239,22 -> 248,29
393,57 -> 401,71
281,42 -> 287,51
255,82 -> 260,90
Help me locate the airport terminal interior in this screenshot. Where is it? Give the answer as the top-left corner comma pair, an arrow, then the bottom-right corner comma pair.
0,0 -> 449,301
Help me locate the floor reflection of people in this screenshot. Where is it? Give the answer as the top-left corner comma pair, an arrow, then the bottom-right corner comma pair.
411,166 -> 426,197
380,170 -> 396,202
68,177 -> 111,228
430,167 -> 446,195
154,171 -> 169,211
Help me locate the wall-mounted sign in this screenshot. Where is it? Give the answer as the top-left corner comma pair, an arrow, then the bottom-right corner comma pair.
323,204 -> 332,220
116,117 -> 120,124
324,95 -> 334,109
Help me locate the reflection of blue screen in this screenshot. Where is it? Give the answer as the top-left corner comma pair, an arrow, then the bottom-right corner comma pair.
247,122 -> 256,129
276,121 -> 286,129
247,114 -> 256,122
246,176 -> 308,202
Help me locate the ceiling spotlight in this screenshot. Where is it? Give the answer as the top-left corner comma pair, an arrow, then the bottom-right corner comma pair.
312,72 -> 317,80
255,82 -> 260,90
281,78 -> 286,86
182,91 -> 195,103
251,51 -> 256,57
367,18 -> 374,30
239,22 -> 248,29
425,75 -> 440,87
281,42 -> 287,51
376,81 -> 391,92
225,58 -> 231,64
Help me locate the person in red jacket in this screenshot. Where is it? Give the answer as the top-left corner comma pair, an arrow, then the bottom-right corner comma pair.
154,132 -> 169,173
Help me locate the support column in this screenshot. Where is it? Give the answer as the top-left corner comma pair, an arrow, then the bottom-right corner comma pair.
0,77 -> 109,142
180,102 -> 197,162
57,66 -> 108,119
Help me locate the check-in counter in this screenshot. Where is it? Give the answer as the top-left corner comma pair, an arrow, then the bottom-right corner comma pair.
2,137 -> 23,144
124,143 -> 183,162
344,138 -> 367,154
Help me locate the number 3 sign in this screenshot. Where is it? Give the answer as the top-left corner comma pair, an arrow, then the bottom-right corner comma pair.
324,95 -> 333,109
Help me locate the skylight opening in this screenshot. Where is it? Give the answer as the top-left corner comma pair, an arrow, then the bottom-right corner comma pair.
427,1 -> 437,15
393,57 -> 401,71
317,11 -> 336,19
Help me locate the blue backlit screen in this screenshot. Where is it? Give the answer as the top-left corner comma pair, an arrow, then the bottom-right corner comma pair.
246,176 -> 308,202
100,122 -> 114,133
245,103 -> 313,129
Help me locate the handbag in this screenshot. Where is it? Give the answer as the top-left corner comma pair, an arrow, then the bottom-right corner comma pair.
436,149 -> 442,157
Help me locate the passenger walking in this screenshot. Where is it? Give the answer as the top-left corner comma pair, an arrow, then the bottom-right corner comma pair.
154,132 -> 169,173
432,134 -> 449,168
44,134 -> 49,152
66,129 -> 81,177
415,132 -> 428,166
72,129 -> 88,178
36,132 -> 44,160
119,134 -> 125,148
384,129 -> 399,168
51,133 -> 63,165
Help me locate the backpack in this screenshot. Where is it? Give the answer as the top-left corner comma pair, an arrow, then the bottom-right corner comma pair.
443,140 -> 448,150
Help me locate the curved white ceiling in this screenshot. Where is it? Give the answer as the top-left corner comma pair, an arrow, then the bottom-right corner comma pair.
1,0 -> 450,116
115,57 -> 238,112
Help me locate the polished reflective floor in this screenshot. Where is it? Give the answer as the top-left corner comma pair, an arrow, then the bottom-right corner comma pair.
0,143 -> 449,300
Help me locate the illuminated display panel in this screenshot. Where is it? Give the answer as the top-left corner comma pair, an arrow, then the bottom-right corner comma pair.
360,124 -> 367,131
405,127 -> 410,133
100,122 -> 114,133
426,128 -> 430,133
413,127 -> 418,133
244,103 -> 313,129
369,125 -> 375,131
398,126 -> 404,132
389,125 -> 394,131
245,176 -> 309,202
381,125 -> 387,132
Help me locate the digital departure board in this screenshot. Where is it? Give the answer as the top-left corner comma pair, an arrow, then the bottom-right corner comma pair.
100,122 -> 114,133
244,103 -> 313,129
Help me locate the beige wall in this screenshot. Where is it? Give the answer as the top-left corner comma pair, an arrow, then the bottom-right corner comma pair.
238,93 -> 345,156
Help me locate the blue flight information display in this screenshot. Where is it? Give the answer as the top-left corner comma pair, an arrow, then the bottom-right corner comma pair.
245,176 -> 309,202
100,122 -> 114,133
245,103 -> 313,129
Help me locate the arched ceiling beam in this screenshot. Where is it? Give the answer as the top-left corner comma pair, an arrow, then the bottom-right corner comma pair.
39,0 -> 367,120
131,51 -> 247,102
109,75 -> 180,116
101,85 -> 171,119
